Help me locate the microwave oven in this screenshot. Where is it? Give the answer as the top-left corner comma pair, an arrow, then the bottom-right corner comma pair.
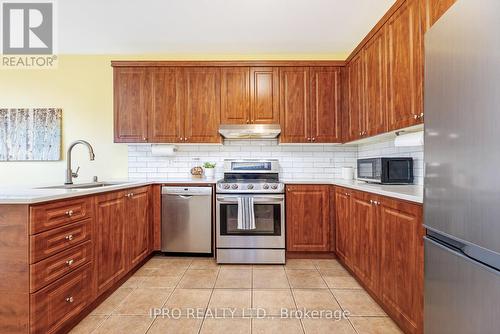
357,157 -> 414,184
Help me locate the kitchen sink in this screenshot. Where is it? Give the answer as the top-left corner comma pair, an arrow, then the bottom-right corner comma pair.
38,182 -> 128,190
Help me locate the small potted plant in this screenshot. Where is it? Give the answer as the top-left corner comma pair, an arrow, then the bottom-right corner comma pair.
203,162 -> 216,178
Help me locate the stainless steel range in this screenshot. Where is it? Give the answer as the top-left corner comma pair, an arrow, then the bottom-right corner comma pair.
216,159 -> 285,264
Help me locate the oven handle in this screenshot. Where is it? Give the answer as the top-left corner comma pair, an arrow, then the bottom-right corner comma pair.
216,194 -> 284,204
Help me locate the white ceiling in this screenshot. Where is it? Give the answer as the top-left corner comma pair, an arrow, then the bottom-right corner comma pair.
58,0 -> 396,56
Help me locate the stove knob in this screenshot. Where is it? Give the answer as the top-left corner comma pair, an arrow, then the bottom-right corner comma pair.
271,184 -> 278,190
223,184 -> 230,189
247,184 -> 254,190
263,184 -> 269,190
231,184 -> 239,189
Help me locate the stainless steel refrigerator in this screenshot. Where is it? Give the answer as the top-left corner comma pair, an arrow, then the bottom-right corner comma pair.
424,1 -> 500,333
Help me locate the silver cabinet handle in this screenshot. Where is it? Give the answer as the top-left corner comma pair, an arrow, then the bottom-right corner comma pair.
65,210 -> 74,217
307,137 -> 311,141
370,199 -> 374,204
66,259 -> 74,266
65,234 -> 73,241
66,296 -> 74,303
312,137 -> 316,142
184,137 -> 188,141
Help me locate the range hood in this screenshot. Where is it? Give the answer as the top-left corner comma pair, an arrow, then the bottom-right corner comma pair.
219,124 -> 281,139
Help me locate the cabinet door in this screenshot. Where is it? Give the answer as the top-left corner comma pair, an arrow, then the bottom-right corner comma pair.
221,67 -> 250,124
126,187 -> 150,269
425,0 -> 456,29
386,0 -> 423,130
363,28 -> 387,136
149,68 -> 183,142
95,192 -> 127,296
310,67 -> 342,143
279,67 -> 310,143
182,68 -> 221,143
286,185 -> 330,252
113,67 -> 149,143
347,54 -> 364,141
379,197 -> 423,334
351,192 -> 379,293
334,188 -> 352,265
250,67 -> 279,124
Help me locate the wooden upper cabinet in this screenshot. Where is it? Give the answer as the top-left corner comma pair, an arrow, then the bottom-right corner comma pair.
220,67 -> 279,125
425,0 -> 456,30
149,68 -> 183,142
113,67 -> 149,143
279,67 -> 310,143
286,185 -> 330,252
250,67 -> 279,124
386,0 -> 423,130
347,54 -> 364,141
95,191 -> 127,296
221,67 -> 250,124
310,67 -> 342,142
379,197 -> 423,334
182,67 -> 221,143
363,27 -> 388,136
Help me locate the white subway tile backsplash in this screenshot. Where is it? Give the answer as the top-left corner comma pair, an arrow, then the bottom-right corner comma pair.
127,138 -> 424,185
357,139 -> 424,185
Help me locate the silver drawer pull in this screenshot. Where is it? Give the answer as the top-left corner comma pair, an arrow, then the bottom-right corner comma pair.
66,259 -> 74,266
65,210 -> 74,217
66,296 -> 74,303
65,234 -> 73,241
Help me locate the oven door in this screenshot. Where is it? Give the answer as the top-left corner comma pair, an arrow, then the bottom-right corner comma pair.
216,194 -> 285,248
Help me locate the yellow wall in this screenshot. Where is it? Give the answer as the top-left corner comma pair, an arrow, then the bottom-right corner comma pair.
0,53 -> 346,186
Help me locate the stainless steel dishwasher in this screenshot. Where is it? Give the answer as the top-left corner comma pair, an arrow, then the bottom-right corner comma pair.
161,186 -> 212,254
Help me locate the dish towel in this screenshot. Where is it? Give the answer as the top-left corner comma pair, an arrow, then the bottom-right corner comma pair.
237,196 -> 256,230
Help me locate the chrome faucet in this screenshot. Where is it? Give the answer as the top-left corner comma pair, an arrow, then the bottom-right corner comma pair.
65,140 -> 95,185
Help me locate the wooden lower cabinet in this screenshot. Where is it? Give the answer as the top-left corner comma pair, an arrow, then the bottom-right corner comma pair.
30,263 -> 93,334
286,185 -> 330,252
0,186 -> 154,334
95,187 -> 151,296
95,191 -> 128,296
350,191 -> 379,292
334,188 -> 353,264
334,186 -> 423,334
379,197 -> 424,334
126,187 -> 151,269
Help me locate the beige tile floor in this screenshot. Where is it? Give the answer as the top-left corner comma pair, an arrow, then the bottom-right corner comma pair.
70,256 -> 403,334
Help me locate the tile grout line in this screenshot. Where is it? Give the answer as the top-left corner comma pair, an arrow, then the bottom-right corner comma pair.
198,263 -> 221,334
145,257 -> 193,334
316,260 -> 361,334
283,264 -> 306,334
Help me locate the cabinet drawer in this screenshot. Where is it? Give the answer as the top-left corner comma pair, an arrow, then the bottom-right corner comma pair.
30,219 -> 92,263
30,197 -> 93,234
30,241 -> 93,292
30,262 -> 93,334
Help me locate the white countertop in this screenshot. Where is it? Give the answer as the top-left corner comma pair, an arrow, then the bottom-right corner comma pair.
282,179 -> 423,204
0,178 -> 217,204
0,178 -> 422,205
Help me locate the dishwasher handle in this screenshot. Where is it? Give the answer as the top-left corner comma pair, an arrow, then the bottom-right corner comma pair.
162,186 -> 212,196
